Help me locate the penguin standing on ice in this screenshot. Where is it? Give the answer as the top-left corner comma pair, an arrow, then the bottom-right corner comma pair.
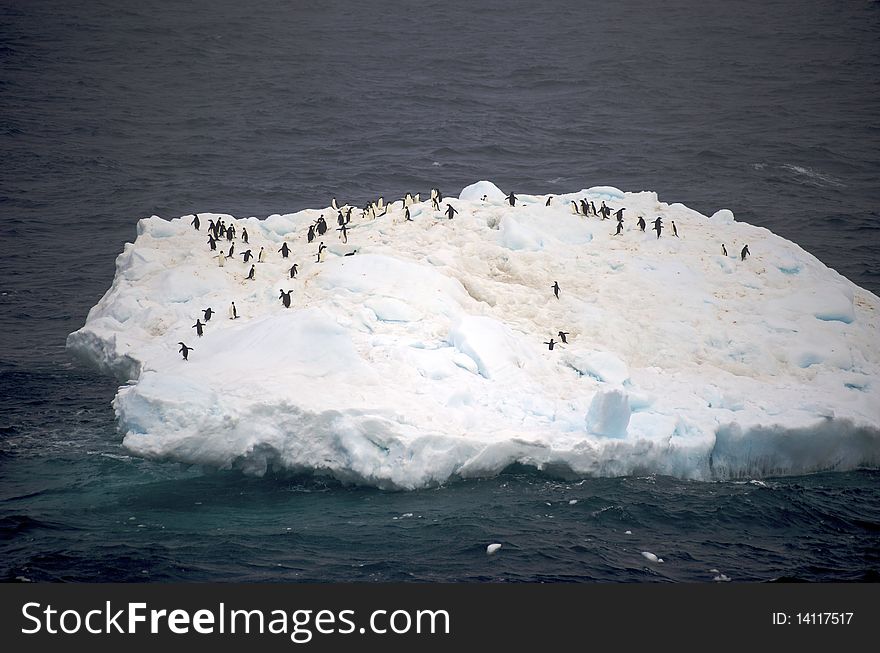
279,289 -> 292,308
614,215 -> 624,235
178,342 -> 193,360
226,226 -> 234,241
228,242 -> 235,258
571,200 -> 581,215
722,244 -> 728,256
307,224 -> 315,243
217,251 -> 226,267
552,281 -> 560,299
257,247 -> 265,263
544,338 -> 556,351
331,197 -> 339,211
246,264 -> 255,280
337,211 -> 345,226
672,221 -> 679,237
557,331 -> 569,344
241,249 -> 253,263
338,223 -> 348,243
229,302 -> 238,320
289,263 -> 298,278
317,216 -> 328,236
207,218 -> 215,235
637,216 -> 646,232
203,307 -> 214,322
506,192 -> 517,207
278,242 -> 290,258
192,319 -> 204,337
241,227 -> 249,244
590,201 -> 598,216
191,214 -> 200,231
207,235 -> 217,251
431,188 -> 440,211
316,242 -> 326,263
345,207 -> 353,224
741,244 -> 750,260
546,196 -> 552,206
653,217 -> 663,239
445,204 -> 458,220
580,199 -> 590,216
404,206 -> 412,221
614,208 -> 625,222
600,203 -> 612,220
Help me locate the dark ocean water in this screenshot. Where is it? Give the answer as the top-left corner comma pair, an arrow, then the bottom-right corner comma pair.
1,0 -> 878,582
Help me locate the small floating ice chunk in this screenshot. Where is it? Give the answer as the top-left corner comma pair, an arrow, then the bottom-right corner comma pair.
713,572 -> 731,582
486,543 -> 502,555
569,499 -> 578,505
624,530 -> 632,535
641,551 -> 663,563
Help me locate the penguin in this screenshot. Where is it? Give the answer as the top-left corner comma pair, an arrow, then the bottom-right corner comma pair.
227,224 -> 236,240
546,196 -> 552,206
217,251 -> 226,267
337,211 -> 345,226
178,342 -> 193,360
316,242 -> 326,263
413,193 -> 420,203
228,242 -> 235,258
377,196 -> 384,210
241,227 -> 249,244
445,204 -> 458,220
246,264 -> 255,280
557,331 -> 569,344
722,243 -> 728,256
317,216 -> 327,236
614,218 -> 624,235
338,223 -> 348,243
203,307 -> 214,322
307,224 -> 315,243
192,319 -> 204,337
229,302 -> 238,320
430,188 -> 439,201
436,189 -> 443,203
207,235 -> 217,251
191,214 -> 200,231
404,192 -> 414,207
331,197 -> 339,211
580,199 -> 590,216
571,200 -> 581,215
279,242 -> 290,258
241,249 -> 253,263
653,216 -> 663,239
614,208 -> 625,222
506,192 -> 517,207
404,206 -> 412,221
431,196 -> 440,211
637,216 -> 646,232
257,247 -> 265,263
218,225 -> 227,240
279,289 -> 292,308
590,201 -> 598,216
600,202 -> 611,220
552,281 -> 560,299
344,250 -> 357,256
481,194 -> 488,202
544,338 -> 556,351
289,263 -> 298,278
207,218 -> 215,235
345,207 -> 352,224
741,244 -> 750,261
671,221 -> 679,237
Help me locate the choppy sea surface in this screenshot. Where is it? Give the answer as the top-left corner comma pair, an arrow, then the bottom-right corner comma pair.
1,0 -> 878,581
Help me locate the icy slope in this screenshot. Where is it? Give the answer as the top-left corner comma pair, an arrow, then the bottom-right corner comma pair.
67,181 -> 880,488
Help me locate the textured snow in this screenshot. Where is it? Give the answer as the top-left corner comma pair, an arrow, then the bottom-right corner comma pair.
66,181 -> 880,489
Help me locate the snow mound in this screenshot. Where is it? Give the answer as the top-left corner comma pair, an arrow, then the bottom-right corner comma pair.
67,181 -> 880,488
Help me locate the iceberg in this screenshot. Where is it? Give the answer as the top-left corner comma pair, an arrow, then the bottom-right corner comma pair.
66,182 -> 880,489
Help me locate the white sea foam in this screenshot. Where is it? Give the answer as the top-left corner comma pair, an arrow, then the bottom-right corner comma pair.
67,181 -> 880,489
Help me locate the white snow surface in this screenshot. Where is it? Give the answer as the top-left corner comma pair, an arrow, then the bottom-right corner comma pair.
67,182 -> 880,488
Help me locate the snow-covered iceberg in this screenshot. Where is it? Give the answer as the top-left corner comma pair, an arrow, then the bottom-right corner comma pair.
67,180 -> 880,488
